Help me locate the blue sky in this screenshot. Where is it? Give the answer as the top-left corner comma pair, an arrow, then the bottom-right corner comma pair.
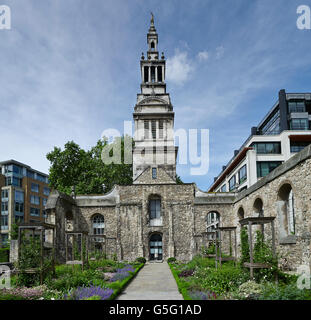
1,0 -> 311,190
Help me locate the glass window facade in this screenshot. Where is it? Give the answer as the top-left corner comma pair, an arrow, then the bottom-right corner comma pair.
288,101 -> 306,113
251,142 -> 281,154
31,183 -> 39,193
1,201 -> 8,213
36,174 -> 47,183
27,170 -> 35,179
260,109 -> 281,135
43,187 -> 50,196
290,141 -> 311,153
290,118 -> 309,130
239,165 -> 247,184
0,215 -> 8,230
229,175 -> 236,191
220,184 -> 227,192
30,195 -> 40,205
257,161 -> 282,178
30,207 -> 40,216
1,189 -> 9,199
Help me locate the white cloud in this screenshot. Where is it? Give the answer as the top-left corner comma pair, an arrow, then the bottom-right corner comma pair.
197,51 -> 209,61
166,50 -> 194,85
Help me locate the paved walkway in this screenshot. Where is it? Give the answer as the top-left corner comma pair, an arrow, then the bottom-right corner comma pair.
117,262 -> 183,300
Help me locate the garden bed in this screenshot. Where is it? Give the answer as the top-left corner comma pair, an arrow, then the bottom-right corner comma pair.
0,258 -> 145,300
168,256 -> 311,300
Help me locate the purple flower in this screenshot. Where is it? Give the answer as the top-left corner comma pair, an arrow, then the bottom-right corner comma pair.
109,265 -> 135,282
189,290 -> 217,300
69,286 -> 113,300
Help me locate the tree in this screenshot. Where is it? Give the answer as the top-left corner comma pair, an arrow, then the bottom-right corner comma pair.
46,136 -> 134,195
176,174 -> 184,185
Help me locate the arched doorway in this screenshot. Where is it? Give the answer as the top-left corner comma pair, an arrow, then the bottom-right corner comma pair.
149,233 -> 163,261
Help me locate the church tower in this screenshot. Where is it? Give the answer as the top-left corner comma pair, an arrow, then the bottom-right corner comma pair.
132,14 -> 178,183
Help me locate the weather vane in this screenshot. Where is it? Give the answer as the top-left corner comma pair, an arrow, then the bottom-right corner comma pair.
151,12 -> 154,25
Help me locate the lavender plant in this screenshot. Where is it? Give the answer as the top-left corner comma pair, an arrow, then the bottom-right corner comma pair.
67,285 -> 113,300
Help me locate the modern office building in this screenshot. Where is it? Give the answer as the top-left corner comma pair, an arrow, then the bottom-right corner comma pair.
0,160 -> 50,245
209,90 -> 311,192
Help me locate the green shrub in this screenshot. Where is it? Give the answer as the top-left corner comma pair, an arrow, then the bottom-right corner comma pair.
237,281 -> 264,300
135,257 -> 146,264
258,282 -> 311,300
253,231 -> 278,282
0,248 -> 9,263
167,257 -> 176,264
197,265 -> 249,295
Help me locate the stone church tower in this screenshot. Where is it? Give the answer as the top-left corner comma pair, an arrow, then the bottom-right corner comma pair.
133,14 -> 178,183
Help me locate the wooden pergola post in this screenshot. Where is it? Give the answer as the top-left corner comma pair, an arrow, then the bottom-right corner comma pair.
239,217 -> 276,280
248,221 -> 254,279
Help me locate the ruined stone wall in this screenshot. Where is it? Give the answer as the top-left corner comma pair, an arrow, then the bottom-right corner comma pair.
233,154 -> 311,271
193,203 -> 234,255
118,184 -> 195,262
76,206 -> 117,260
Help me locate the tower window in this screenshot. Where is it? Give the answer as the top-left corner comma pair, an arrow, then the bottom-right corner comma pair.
158,67 -> 162,82
159,120 -> 163,138
151,120 -> 156,139
151,66 -> 156,83
144,66 -> 149,83
151,41 -> 155,50
144,121 -> 149,139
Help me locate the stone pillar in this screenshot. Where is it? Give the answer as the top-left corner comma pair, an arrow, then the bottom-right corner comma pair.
9,240 -> 18,263
190,205 -> 196,260
148,67 -> 151,83
137,205 -> 144,257
116,205 -> 123,261
168,204 -> 175,258
142,66 -> 145,83
162,65 -> 165,82
155,66 -> 158,83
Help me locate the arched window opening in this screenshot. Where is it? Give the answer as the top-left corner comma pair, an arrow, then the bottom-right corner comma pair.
144,66 -> 149,83
92,214 -> 105,235
278,184 -> 295,236
149,196 -> 162,226
206,211 -> 220,240
65,211 -> 73,232
151,41 -> 155,50
158,67 -> 163,82
151,66 -> 156,83
253,198 -> 264,217
238,207 -> 245,220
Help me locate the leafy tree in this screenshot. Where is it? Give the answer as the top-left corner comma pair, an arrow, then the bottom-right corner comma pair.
10,223 -> 19,240
46,136 -> 134,195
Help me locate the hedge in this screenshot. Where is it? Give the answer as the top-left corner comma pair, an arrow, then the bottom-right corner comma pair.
168,262 -> 190,300
108,263 -> 145,300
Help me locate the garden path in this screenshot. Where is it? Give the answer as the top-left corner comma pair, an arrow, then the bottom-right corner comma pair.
117,262 -> 183,300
